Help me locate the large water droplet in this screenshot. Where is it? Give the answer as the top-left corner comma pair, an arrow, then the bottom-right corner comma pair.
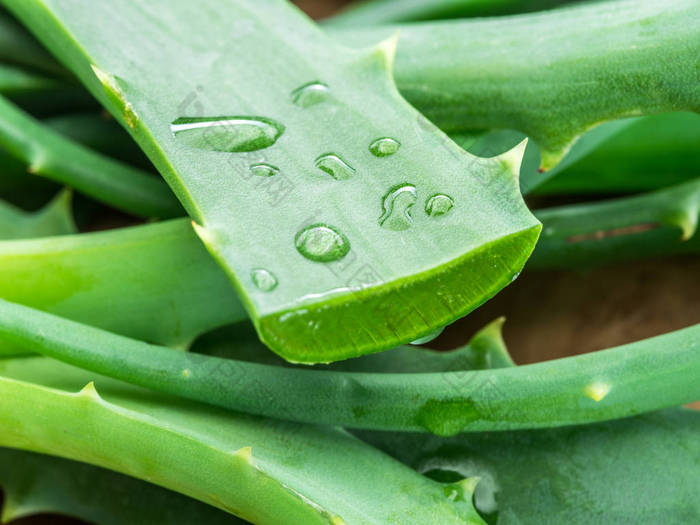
379,184 -> 417,231
369,137 -> 400,157
250,163 -> 279,177
170,116 -> 284,152
315,154 -> 355,180
425,194 -> 454,217
291,81 -> 330,108
251,268 -> 278,291
295,224 -> 350,263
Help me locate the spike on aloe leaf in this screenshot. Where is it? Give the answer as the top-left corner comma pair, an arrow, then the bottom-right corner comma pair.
445,477 -> 481,502
496,139 -> 527,183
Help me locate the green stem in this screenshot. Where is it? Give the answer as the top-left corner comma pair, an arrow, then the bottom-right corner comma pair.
0,298 -> 697,436
0,95 -> 181,217
531,177 -> 700,269
325,0 -> 571,26
334,0 -> 700,169
0,356 -> 484,524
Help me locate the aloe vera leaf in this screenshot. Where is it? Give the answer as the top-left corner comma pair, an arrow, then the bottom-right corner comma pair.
0,62 -> 64,95
0,356 -> 485,525
0,188 -> 75,239
334,0 -> 700,170
5,0 -> 539,362
358,408 -> 700,524
0,219 -> 244,357
533,112 -> 700,195
0,447 -> 243,525
1,298 -> 698,436
195,317 -> 515,373
0,95 -> 181,218
326,0 -> 569,26
530,177 -> 700,269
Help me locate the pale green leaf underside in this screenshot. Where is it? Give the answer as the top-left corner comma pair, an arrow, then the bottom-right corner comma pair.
4,0 -> 539,362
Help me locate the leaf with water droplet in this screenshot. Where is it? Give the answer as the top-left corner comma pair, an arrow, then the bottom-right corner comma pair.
22,0 -> 540,363
425,194 -> 454,217
291,81 -> 331,108
295,224 -> 350,263
251,268 -> 278,291
379,184 -> 417,231
170,116 -> 284,153
314,153 -> 355,180
369,137 -> 400,157
250,163 -> 279,177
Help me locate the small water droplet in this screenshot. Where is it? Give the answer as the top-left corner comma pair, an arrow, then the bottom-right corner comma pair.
291,81 -> 331,108
250,163 -> 279,177
369,137 -> 400,157
315,154 -> 355,180
379,184 -> 417,231
425,194 -> 454,217
170,116 -> 284,152
251,268 -> 278,291
295,224 -> 350,263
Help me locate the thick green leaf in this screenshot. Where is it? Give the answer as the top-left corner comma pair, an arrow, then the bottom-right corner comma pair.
0,188 -> 75,240
0,95 -> 181,217
325,0 -> 570,26
1,298 -> 698,436
0,356 -> 485,525
5,0 -> 539,362
0,219 -> 244,356
0,447 -> 243,525
533,112 -> 700,195
358,409 -> 700,524
530,177 -> 700,269
334,0 -> 700,169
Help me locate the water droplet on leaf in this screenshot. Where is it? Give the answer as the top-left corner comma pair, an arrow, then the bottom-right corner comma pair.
291,81 -> 331,108
250,163 -> 279,177
379,184 -> 417,231
315,154 -> 355,180
295,224 -> 350,262
369,137 -> 400,157
171,116 -> 284,152
251,268 -> 278,291
425,194 -> 454,217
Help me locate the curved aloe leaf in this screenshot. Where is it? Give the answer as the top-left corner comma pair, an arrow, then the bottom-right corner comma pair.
334,0 -> 700,169
1,298 -> 698,436
5,0 -> 539,362
325,0 -> 569,26
0,447 -> 242,525
531,177 -> 700,269
0,219 -> 244,356
0,95 -> 181,218
0,62 -> 63,95
359,409 -> 700,523
0,356 -> 485,525
0,188 -> 75,239
534,112 -> 700,195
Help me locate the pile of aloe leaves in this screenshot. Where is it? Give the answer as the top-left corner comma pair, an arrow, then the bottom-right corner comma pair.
0,0 -> 698,523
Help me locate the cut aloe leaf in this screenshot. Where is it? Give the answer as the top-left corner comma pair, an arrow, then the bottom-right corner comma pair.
530,177 -> 700,269
334,0 -> 700,169
5,0 -> 539,362
325,0 -> 570,26
0,447 -> 242,525
0,219 -> 244,356
0,95 -> 181,218
1,298 -> 698,436
0,188 -> 75,240
359,408 -> 700,524
533,112 -> 700,195
0,356 -> 485,524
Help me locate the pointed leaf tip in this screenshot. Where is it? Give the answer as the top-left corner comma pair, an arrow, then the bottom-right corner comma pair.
498,138 -> 528,180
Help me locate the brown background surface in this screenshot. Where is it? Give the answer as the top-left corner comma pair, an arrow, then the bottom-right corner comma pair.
7,1 -> 699,523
